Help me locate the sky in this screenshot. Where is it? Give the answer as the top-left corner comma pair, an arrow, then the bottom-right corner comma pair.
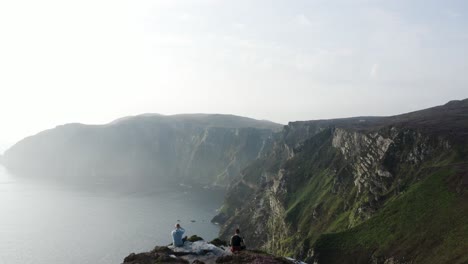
0,0 -> 467,150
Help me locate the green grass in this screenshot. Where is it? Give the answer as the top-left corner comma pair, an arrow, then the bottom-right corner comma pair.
313,166 -> 468,264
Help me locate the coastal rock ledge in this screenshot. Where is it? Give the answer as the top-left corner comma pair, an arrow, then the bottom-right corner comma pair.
122,237 -> 306,264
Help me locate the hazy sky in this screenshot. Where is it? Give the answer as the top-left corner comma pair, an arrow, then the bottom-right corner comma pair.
1,0 -> 467,149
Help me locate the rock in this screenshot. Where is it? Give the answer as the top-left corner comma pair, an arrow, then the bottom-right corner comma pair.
151,246 -> 173,254
122,251 -> 189,264
210,238 -> 228,247
211,212 -> 228,225
167,240 -> 231,263
123,250 -> 190,264
215,250 -> 294,263
187,235 -> 204,242
123,253 -> 136,262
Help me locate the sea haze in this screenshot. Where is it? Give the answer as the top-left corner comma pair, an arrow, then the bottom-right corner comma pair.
0,166 -> 224,264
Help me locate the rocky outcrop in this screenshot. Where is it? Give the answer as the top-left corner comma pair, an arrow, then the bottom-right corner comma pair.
121,238 -> 304,264
331,128 -> 394,195
330,127 -> 451,200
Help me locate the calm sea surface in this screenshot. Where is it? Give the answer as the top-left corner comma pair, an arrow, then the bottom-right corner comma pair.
0,166 -> 224,264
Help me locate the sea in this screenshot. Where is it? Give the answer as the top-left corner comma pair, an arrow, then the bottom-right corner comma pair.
0,165 -> 225,264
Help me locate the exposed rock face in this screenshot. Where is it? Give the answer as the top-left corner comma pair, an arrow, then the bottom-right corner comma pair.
331,128 -> 394,195
215,99 -> 468,263
2,114 -> 282,189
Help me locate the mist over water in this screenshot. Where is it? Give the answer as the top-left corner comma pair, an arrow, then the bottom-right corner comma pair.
0,143 -> 10,155
0,166 -> 224,264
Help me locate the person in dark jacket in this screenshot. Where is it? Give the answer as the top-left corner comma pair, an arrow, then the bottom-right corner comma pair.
230,228 -> 246,252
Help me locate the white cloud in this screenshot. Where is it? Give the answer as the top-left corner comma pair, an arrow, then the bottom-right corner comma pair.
232,23 -> 246,30
445,9 -> 461,18
370,63 -> 380,78
153,34 -> 195,47
0,0 -> 467,146
294,14 -> 313,26
177,13 -> 193,21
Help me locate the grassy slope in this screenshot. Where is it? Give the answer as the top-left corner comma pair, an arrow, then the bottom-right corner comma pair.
313,163 -> 468,264
270,128 -> 467,263
273,130 -> 359,256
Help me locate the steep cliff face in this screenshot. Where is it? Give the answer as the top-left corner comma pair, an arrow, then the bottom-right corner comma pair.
2,114 -> 282,189
216,99 -> 468,263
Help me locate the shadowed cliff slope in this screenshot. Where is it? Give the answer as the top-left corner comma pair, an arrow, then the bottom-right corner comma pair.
2,114 -> 282,190
215,99 -> 468,263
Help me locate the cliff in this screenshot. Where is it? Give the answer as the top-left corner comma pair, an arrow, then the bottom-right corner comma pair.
215,99 -> 468,263
2,114 -> 282,190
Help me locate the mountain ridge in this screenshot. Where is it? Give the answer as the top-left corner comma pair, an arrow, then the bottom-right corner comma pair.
109,113 -> 284,130
2,114 -> 282,190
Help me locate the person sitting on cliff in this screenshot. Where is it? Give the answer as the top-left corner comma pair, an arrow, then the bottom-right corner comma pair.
171,224 -> 187,247
230,228 -> 246,252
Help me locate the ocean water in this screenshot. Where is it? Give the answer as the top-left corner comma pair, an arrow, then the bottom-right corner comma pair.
0,166 -> 224,264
